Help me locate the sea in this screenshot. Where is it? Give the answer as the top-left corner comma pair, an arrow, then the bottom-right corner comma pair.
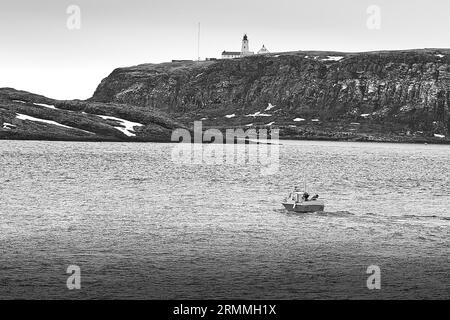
0,140 -> 448,299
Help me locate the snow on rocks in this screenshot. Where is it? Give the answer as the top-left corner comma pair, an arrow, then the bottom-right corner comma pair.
265,103 -> 276,111
33,102 -> 57,109
2,122 -> 16,130
97,115 -> 144,137
16,113 -> 94,134
12,99 -> 58,110
245,111 -> 272,117
321,56 -> 344,62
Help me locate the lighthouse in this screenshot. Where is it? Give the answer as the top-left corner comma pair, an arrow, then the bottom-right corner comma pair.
241,34 -> 254,56
241,34 -> 249,55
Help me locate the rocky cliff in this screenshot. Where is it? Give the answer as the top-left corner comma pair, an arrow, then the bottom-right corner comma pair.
92,49 -> 450,143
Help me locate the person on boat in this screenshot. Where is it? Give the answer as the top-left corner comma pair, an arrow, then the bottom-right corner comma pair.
302,192 -> 310,201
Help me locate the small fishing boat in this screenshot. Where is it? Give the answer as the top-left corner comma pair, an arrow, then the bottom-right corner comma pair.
282,187 -> 325,213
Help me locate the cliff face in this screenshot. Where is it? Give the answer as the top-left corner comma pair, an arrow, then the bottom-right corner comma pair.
92,49 -> 450,141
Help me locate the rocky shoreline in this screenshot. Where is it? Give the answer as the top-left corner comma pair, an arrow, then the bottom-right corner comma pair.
279,134 -> 450,144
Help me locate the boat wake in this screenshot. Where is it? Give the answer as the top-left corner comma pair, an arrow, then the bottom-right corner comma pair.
316,210 -> 354,217
398,214 -> 450,222
363,212 -> 450,222
274,209 -> 355,217
275,209 -> 449,222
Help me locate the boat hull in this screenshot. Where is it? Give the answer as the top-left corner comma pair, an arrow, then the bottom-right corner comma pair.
282,201 -> 325,213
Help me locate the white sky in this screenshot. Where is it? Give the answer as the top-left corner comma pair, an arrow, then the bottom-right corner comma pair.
0,0 -> 449,99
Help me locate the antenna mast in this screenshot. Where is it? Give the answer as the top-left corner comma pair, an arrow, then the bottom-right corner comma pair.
197,22 -> 201,62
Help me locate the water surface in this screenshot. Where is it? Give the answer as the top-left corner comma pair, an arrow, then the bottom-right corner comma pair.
0,140 -> 448,299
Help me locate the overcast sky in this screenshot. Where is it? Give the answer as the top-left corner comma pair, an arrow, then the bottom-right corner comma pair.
0,0 -> 449,99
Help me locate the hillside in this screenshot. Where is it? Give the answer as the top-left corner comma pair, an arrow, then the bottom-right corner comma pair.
0,88 -> 185,142
92,49 -> 450,143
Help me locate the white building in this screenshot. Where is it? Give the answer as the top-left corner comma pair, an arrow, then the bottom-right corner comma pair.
222,34 -> 268,59
221,51 -> 241,59
257,44 -> 269,55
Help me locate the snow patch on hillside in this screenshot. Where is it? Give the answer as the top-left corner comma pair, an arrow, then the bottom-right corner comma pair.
245,112 -> 272,117
34,103 -> 58,109
321,56 -> 344,62
265,103 -> 276,111
16,114 -> 94,134
2,122 -> 16,130
97,115 -> 144,137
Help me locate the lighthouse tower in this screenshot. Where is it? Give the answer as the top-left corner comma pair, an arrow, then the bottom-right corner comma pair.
241,34 -> 254,56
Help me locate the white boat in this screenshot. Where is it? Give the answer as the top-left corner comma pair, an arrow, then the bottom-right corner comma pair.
282,188 -> 325,213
